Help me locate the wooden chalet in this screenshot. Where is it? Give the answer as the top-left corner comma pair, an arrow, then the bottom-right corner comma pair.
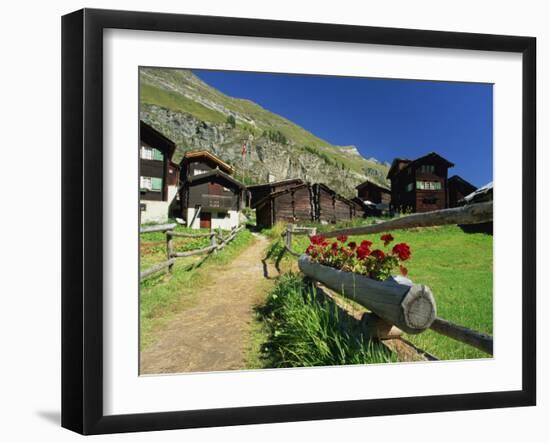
314,184 -> 360,224
178,151 -> 246,230
387,152 -> 454,213
254,182 -> 315,228
139,121 -> 180,223
253,182 -> 360,228
356,178 -> 391,205
247,178 -> 305,208
448,175 -> 477,208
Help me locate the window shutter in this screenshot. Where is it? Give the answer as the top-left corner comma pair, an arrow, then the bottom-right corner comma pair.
153,149 -> 164,161
152,177 -> 163,191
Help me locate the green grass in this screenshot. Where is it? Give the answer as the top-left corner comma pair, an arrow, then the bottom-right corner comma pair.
140,82 -> 227,123
258,273 -> 397,368
140,228 -> 254,350
266,222 -> 493,361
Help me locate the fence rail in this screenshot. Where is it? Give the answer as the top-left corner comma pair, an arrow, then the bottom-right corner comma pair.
140,223 -> 177,234
321,201 -> 492,238
140,224 -> 244,281
282,202 -> 494,360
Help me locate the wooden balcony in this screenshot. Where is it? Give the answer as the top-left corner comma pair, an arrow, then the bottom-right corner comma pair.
200,194 -> 236,210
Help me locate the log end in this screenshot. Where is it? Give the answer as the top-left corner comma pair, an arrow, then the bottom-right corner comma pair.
400,285 -> 437,334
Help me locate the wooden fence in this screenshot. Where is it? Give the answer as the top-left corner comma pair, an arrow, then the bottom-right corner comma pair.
140,224 -> 245,281
282,202 -> 494,360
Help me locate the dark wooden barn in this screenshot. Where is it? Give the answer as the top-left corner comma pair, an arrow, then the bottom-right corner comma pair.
253,182 -> 361,228
177,151 -> 246,230
247,178 -> 305,208
387,152 -> 454,213
355,178 -> 391,206
139,121 -> 180,223
448,175 -> 477,208
253,183 -> 315,228
314,184 -> 360,224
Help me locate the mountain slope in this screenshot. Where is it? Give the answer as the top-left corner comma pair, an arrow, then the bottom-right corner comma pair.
139,68 -> 389,197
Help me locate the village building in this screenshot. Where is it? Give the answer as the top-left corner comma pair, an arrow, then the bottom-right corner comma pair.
314,183 -> 362,224
253,182 -> 360,228
387,152 -> 454,213
448,175 -> 477,208
253,182 -> 314,228
355,178 -> 391,214
247,178 -> 305,208
177,151 -> 246,230
139,121 -> 180,224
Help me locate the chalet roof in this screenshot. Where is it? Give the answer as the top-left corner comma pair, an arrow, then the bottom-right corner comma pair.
351,196 -> 374,209
386,158 -> 411,179
387,152 -> 454,179
185,168 -> 246,190
313,183 -> 356,206
182,150 -> 233,174
410,152 -> 454,169
462,182 -> 493,204
448,175 -> 476,191
247,178 -> 305,189
253,182 -> 310,209
140,121 -> 177,159
355,177 -> 391,192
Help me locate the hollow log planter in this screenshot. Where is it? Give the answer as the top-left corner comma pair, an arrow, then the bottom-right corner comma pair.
298,255 -> 437,334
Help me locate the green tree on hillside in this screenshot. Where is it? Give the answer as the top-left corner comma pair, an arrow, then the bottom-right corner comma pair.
226,115 -> 236,128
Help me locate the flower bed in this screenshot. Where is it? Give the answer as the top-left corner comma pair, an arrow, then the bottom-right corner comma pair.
299,233 -> 436,334
305,233 -> 412,281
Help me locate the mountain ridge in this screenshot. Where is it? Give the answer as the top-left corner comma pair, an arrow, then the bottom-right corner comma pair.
139,68 -> 390,197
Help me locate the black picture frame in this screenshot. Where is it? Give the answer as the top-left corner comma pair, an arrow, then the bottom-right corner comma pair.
61,8 -> 536,435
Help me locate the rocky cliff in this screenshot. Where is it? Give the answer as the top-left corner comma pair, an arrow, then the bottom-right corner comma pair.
139,68 -> 389,198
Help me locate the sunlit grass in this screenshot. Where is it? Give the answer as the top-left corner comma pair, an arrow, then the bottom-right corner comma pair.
267,222 -> 493,360
139,228 -> 254,350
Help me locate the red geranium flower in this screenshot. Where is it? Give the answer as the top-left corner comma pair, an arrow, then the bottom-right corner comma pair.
392,243 -> 411,261
371,249 -> 385,260
356,245 -> 371,260
310,234 -> 326,245
306,245 -> 314,254
348,242 -> 357,250
360,240 -> 373,249
336,234 -> 348,243
381,233 -> 394,246
331,242 -> 339,250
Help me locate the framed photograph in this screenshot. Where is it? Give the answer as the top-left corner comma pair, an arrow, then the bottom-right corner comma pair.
62,8 -> 536,435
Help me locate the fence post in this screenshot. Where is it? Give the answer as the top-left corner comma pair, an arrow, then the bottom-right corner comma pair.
166,232 -> 174,272
286,224 -> 293,251
211,231 -> 217,253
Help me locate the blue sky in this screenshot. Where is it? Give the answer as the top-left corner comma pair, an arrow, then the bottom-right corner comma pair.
193,70 -> 493,187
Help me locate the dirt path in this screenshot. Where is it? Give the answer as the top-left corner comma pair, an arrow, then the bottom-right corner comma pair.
140,233 -> 275,374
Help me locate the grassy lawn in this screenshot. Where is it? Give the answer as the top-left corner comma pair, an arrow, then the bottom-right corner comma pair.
263,222 -> 493,361
140,226 -> 254,350
257,273 -> 397,368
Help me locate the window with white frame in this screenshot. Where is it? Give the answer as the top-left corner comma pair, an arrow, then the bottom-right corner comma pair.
416,181 -> 441,190
140,176 -> 152,190
141,146 -> 153,160
194,168 -> 208,176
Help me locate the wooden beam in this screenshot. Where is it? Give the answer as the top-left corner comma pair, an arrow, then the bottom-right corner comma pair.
321,201 -> 493,238
172,245 -> 217,257
298,255 -> 436,334
140,223 -> 177,234
140,258 -> 176,281
430,317 -> 493,355
165,231 -> 215,238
